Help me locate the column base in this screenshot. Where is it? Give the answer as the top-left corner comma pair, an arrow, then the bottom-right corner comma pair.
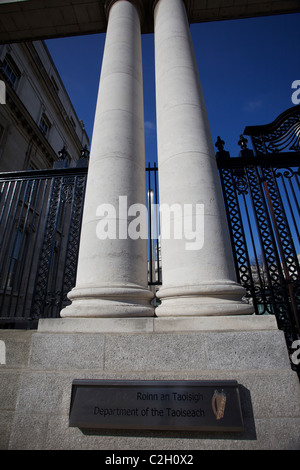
155,282 -> 254,317
61,285 -> 154,318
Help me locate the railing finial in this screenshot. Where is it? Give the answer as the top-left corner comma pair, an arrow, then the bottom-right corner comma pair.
215,136 -> 230,160
58,145 -> 68,160
238,134 -> 248,150
215,136 -> 225,151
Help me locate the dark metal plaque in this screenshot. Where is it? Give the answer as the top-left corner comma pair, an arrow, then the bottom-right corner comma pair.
69,380 -> 244,432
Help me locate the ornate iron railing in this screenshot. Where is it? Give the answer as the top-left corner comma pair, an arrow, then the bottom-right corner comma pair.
0,160 -> 161,327
216,105 -> 300,375
0,166 -> 88,327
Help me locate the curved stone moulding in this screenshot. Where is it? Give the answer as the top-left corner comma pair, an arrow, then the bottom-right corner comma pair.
62,285 -> 154,318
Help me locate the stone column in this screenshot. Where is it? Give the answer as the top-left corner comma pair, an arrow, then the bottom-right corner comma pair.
154,0 -> 253,316
61,0 -> 154,318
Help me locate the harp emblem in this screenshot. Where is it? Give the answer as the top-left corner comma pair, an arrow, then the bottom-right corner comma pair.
212,390 -> 227,420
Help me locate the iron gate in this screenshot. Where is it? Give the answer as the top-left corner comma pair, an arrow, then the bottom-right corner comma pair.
0,165 -> 88,327
217,105 -> 300,375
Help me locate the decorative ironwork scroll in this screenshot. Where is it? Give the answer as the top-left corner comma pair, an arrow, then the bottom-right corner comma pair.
30,176 -> 62,319
244,104 -> 300,155
60,174 -> 87,307
218,165 -> 257,309
30,168 -> 87,320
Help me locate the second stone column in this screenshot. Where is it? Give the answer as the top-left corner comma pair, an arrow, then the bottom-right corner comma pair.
154,0 -> 253,316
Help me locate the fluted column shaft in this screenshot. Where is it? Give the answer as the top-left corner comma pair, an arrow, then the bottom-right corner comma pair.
154,0 -> 253,316
62,0 -> 154,317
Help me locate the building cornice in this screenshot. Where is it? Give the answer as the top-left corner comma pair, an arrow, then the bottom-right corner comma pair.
1,0 -> 299,42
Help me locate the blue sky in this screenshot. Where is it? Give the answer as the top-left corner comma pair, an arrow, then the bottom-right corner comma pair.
46,12 -> 300,164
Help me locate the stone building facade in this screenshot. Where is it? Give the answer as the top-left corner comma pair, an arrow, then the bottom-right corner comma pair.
0,40 -> 89,172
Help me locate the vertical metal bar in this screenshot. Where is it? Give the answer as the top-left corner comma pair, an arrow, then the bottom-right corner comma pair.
0,180 -> 18,253
0,180 -> 12,228
59,178 -> 77,313
288,173 -> 300,225
5,179 -> 31,317
246,166 -> 282,318
279,173 -> 300,245
30,176 -> 62,319
48,188 -> 68,318
0,179 -> 23,320
219,168 -> 240,280
60,173 -> 87,313
0,179 -> 24,315
147,163 -> 153,285
19,177 -> 48,322
153,162 -> 161,285
263,179 -> 300,333
241,192 -> 261,314
15,177 -> 41,319
44,177 -> 63,318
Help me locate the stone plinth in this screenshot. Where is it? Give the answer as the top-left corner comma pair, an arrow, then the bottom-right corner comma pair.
1,316 -> 300,450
